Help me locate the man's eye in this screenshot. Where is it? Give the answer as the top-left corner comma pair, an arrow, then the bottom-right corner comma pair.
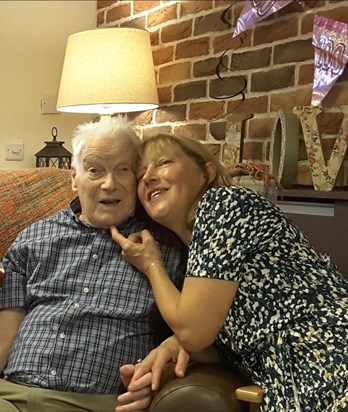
117,166 -> 131,174
88,167 -> 98,174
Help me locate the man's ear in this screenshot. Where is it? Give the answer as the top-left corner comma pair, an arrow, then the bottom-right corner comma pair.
205,162 -> 217,185
71,167 -> 78,192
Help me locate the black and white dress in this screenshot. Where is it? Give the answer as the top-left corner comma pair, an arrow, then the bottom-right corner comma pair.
187,186 -> 348,411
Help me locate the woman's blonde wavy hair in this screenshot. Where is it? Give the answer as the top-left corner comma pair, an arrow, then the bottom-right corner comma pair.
138,133 -> 234,230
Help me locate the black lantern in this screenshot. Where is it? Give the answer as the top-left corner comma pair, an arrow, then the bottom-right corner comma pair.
35,127 -> 72,169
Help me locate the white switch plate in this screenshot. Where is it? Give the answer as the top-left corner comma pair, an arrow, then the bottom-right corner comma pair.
41,94 -> 58,114
5,143 -> 24,161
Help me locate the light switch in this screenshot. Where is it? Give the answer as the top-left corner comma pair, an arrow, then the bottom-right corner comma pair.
5,143 -> 24,161
41,94 -> 58,114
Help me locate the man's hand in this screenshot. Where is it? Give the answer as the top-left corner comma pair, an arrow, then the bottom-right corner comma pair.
116,364 -> 153,412
128,336 -> 191,392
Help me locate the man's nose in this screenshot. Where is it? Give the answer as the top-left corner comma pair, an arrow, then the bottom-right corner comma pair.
101,173 -> 118,190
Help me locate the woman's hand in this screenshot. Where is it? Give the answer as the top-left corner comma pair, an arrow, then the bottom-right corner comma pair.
128,335 -> 191,391
110,226 -> 165,277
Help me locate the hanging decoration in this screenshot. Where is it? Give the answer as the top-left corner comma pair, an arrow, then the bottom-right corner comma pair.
311,15 -> 348,107
232,0 -> 294,38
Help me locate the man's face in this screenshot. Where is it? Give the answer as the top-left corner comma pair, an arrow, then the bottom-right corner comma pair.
71,136 -> 137,229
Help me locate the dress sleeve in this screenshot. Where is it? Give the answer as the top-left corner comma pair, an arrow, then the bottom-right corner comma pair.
186,186 -> 285,282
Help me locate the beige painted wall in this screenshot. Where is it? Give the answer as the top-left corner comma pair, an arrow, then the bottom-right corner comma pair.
0,0 -> 96,170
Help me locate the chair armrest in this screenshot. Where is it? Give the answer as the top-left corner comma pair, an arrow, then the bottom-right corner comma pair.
150,362 -> 258,412
235,385 -> 264,403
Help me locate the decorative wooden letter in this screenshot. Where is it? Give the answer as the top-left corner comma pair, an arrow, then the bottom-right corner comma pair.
223,113 -> 253,166
269,110 -> 300,188
293,105 -> 348,191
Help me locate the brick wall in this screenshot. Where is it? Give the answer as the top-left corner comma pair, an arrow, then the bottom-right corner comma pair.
97,0 -> 348,188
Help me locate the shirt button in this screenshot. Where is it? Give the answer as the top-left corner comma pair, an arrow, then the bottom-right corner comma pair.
74,303 -> 80,308
51,370 -> 57,376
59,333 -> 66,339
92,254 -> 98,260
83,287 -> 89,294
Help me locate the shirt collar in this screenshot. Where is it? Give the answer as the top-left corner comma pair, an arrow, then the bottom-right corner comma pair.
69,197 -> 144,231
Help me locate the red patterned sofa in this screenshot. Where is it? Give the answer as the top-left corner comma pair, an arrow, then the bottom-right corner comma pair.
0,167 -> 262,412
0,168 -> 74,260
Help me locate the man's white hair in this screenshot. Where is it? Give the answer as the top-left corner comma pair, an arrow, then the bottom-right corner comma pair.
71,116 -> 140,170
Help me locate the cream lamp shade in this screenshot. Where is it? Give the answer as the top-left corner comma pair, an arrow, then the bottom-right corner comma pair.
56,28 -> 159,115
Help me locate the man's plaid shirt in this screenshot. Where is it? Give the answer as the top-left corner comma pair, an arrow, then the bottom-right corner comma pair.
0,200 -> 186,394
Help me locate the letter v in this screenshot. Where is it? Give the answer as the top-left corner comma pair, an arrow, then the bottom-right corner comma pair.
293,105 -> 348,191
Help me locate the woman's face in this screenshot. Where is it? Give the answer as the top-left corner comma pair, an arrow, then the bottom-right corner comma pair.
137,145 -> 207,235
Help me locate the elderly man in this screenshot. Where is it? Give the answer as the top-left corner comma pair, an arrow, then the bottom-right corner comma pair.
0,117 -> 187,412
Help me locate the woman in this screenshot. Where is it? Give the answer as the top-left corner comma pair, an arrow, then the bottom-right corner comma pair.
111,133 -> 348,411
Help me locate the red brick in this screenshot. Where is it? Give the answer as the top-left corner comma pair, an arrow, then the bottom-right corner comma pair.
231,48 -> 271,71
161,20 -> 192,43
147,4 -> 177,27
150,30 -> 160,47
97,1 -> 117,9
97,11 -> 105,26
251,67 -> 295,92
210,75 -> 247,99
193,56 -> 228,78
227,96 -> 268,114
242,142 -> 264,161
155,105 -> 187,123
338,65 -> 348,84
157,86 -> 172,104
209,121 -> 226,141
176,37 -> 210,59
158,62 -> 191,85
274,38 -> 313,65
316,112 -> 344,134
174,81 -> 207,102
153,46 -> 174,66
128,110 -> 153,126
189,101 -> 225,121
194,10 -> 231,36
142,126 -> 173,139
254,17 -> 298,46
106,3 -> 131,23
180,1 -> 213,17
173,123 -> 207,141
298,63 -> 314,86
248,118 -> 275,139
120,16 -> 146,29
270,87 -> 312,111
213,32 -> 251,54
133,1 -> 160,14
322,84 -> 348,107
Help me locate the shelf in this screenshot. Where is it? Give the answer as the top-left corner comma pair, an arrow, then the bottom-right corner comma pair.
278,186 -> 348,202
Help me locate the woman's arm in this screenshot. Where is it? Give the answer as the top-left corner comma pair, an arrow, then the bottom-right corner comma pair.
111,227 -> 239,352
146,264 -> 238,351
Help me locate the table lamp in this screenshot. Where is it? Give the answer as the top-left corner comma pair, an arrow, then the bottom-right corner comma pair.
56,27 -> 159,116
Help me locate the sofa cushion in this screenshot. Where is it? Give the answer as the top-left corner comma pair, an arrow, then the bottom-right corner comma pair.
0,168 -> 75,259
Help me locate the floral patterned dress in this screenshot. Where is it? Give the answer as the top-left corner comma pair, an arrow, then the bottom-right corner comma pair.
187,186 -> 348,411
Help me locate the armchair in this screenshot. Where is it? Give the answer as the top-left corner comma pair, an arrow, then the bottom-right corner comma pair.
150,362 -> 263,412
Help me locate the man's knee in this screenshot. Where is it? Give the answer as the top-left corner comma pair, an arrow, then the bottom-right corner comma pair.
0,398 -> 20,412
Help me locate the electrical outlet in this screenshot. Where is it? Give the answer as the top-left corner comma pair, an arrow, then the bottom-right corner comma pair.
5,143 -> 24,161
